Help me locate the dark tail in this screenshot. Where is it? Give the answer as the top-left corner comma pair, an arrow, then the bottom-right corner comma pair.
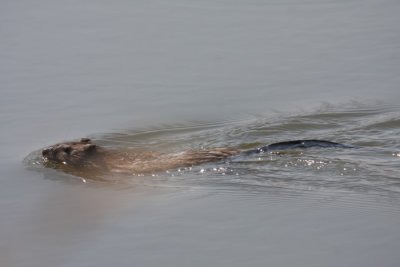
243,140 -> 354,155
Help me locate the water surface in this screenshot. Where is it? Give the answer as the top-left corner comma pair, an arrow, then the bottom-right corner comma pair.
1,0 -> 400,266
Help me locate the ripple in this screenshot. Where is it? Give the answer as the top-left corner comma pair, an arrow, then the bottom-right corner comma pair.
25,102 -> 400,198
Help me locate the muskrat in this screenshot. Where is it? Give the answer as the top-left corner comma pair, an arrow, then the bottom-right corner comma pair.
41,138 -> 353,177
41,138 -> 240,175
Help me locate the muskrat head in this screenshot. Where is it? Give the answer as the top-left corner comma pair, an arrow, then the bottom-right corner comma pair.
42,138 -> 98,167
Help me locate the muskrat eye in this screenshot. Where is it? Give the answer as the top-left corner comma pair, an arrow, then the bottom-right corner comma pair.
62,146 -> 72,154
42,148 -> 50,156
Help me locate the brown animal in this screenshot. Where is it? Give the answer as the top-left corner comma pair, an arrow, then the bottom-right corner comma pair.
42,138 -> 239,176
42,138 -> 352,180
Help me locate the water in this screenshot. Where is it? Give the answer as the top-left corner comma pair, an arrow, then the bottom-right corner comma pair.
1,0 -> 400,266
25,103 -> 400,196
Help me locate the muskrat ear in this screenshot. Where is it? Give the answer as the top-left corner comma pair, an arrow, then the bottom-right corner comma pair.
80,138 -> 91,143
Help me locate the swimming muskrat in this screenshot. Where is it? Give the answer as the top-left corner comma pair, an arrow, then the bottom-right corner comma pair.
41,138 -> 353,177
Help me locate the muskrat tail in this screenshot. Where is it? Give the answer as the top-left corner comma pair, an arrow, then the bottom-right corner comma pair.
242,140 -> 355,155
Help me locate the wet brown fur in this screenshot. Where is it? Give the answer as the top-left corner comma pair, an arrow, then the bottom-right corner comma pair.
42,138 -> 239,175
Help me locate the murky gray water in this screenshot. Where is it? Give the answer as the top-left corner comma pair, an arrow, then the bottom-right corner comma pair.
1,0 -> 400,266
